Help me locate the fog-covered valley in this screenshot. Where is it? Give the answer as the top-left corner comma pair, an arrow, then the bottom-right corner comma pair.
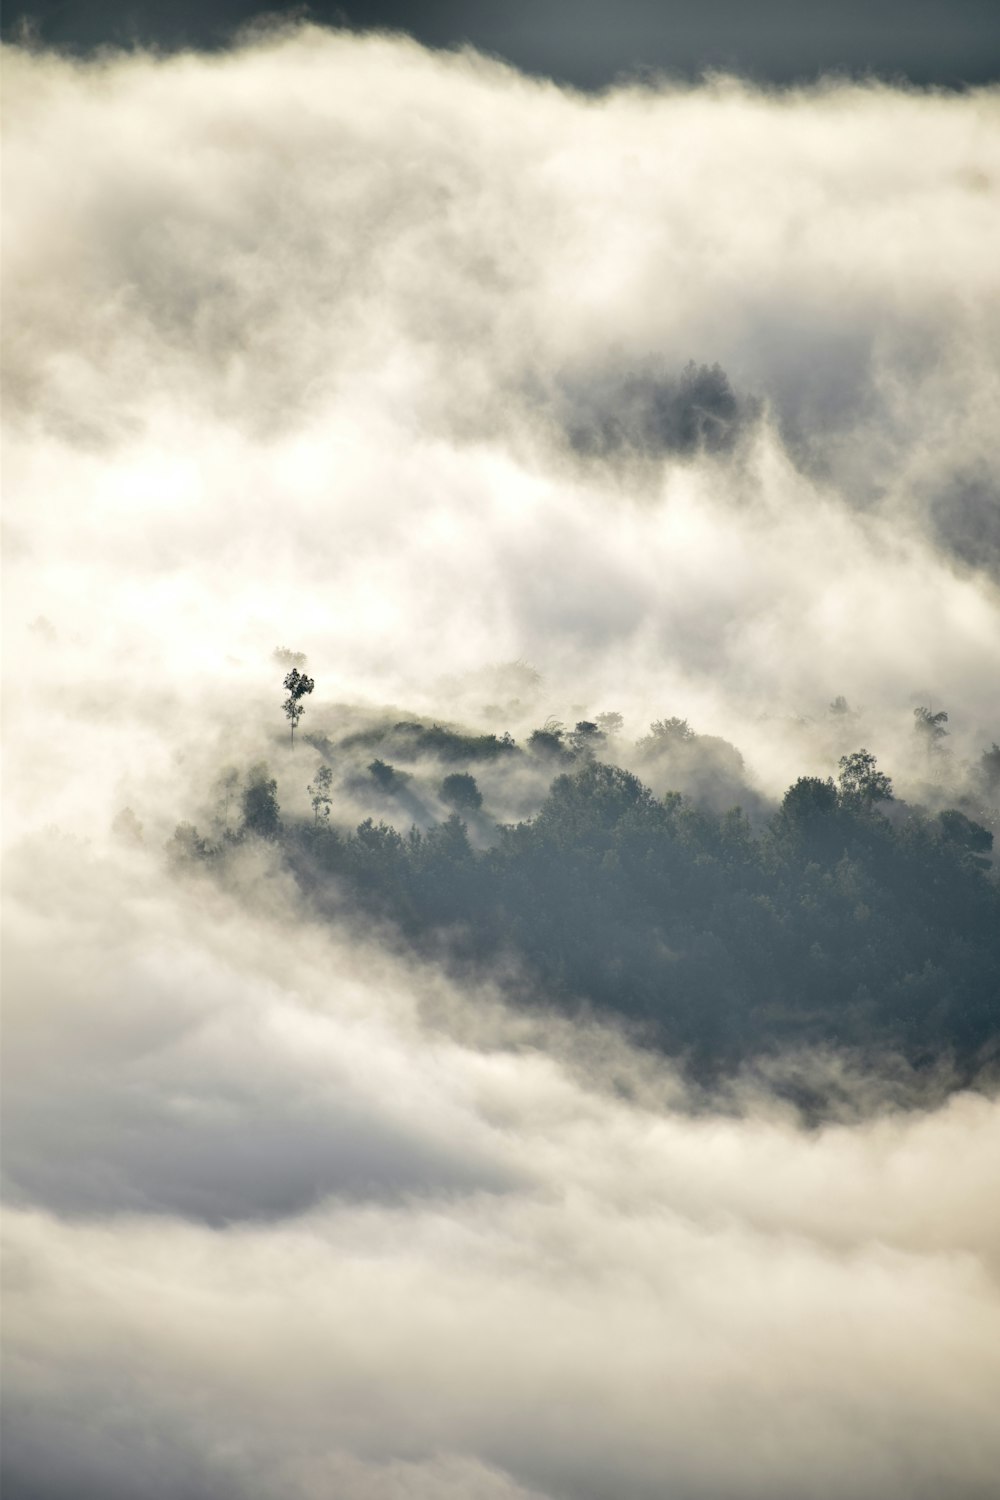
3,24 -> 1000,1498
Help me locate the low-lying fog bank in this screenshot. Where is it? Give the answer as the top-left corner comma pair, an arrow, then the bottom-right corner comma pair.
4,834 -> 1000,1499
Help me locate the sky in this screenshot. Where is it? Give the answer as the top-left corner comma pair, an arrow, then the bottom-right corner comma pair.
6,0 -> 1000,88
3,12 -> 1000,1500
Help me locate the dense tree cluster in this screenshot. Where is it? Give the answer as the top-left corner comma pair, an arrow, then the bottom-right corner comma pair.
170,718 -> 1000,1082
562,359 -> 753,459
338,720 -> 518,763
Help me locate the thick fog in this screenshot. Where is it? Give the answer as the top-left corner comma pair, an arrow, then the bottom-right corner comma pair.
3,24 -> 1000,1499
6,834 -> 1000,1500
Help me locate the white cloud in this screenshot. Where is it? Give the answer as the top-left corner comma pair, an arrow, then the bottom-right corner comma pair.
3,27 -> 1000,1498
4,833 -> 1000,1498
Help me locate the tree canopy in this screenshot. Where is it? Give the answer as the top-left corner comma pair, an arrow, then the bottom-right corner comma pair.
167,729 -> 999,1087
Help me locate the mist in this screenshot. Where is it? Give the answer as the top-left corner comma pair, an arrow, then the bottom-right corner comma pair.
3,23 -> 1000,1499
5,832 -> 1000,1499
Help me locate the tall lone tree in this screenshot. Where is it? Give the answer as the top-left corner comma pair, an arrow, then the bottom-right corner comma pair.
282,667 -> 315,747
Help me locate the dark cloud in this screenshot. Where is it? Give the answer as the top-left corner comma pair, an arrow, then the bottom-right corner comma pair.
927,465 -> 1000,578
6,1 -> 1000,88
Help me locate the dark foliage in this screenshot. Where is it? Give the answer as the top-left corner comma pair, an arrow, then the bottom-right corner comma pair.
440,772 -> 483,812
564,360 -> 753,459
368,758 -> 409,794
171,741 -> 1000,1085
914,705 -> 949,754
308,764 -> 333,825
340,720 -> 518,764
527,725 -> 572,761
980,743 -> 1000,797
282,667 -> 315,746
241,763 -> 281,839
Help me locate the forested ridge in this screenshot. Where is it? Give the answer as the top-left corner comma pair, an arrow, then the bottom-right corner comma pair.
168,706 -> 1000,1085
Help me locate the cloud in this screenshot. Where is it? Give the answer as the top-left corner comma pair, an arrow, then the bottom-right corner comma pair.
3,27 -> 1000,1499
4,835 -> 1000,1499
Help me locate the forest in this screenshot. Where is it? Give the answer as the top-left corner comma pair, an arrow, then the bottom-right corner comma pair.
168,687 -> 1000,1093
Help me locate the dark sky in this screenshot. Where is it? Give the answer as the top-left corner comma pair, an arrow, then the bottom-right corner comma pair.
5,0 -> 1000,88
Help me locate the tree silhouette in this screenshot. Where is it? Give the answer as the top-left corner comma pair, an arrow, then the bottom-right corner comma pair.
528,721 -> 569,760
642,717 -> 695,748
308,764 -> 333,826
837,748 -> 893,807
369,758 -> 409,793
274,646 -> 307,668
914,705 -> 949,756
213,766 -> 240,836
781,775 -> 838,826
978,742 -> 1000,798
441,771 -> 482,812
282,668 -> 315,747
241,763 -> 281,838
567,721 -> 605,758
